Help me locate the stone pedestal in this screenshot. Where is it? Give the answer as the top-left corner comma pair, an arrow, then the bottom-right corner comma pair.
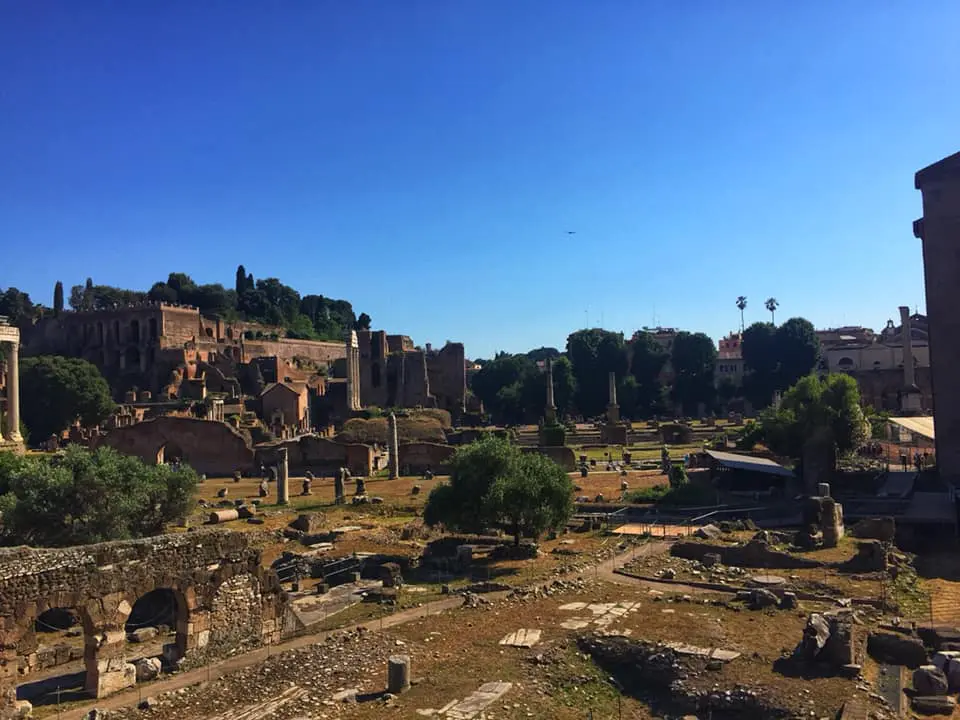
85,630 -> 135,698
387,655 -> 411,694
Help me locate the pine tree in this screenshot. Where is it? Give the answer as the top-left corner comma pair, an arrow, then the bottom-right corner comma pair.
53,281 -> 64,316
235,265 -> 246,296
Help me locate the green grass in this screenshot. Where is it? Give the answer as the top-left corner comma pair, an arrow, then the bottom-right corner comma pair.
625,482 -> 716,506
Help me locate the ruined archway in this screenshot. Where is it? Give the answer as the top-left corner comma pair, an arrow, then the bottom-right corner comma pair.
157,442 -> 184,465
125,588 -> 186,666
15,604 -> 93,707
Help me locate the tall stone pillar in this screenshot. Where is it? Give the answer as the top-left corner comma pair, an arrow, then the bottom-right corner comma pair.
388,412 -> 400,480
545,358 -> 557,425
0,324 -> 23,445
914,152 -> 960,485
606,371 -> 619,424
899,306 -> 922,414
84,594 -> 135,698
345,330 -> 361,412
276,447 -> 289,505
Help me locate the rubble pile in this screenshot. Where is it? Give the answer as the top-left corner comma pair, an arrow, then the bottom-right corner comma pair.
105,628 -> 421,720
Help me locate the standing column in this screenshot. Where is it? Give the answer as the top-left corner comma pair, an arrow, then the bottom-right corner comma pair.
606,371 -> 619,424
388,412 -> 400,479
899,306 -> 922,413
276,448 -> 289,505
345,330 -> 361,411
6,341 -> 21,443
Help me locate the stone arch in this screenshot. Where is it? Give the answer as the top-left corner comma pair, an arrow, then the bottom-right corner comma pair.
838,357 -> 855,370
15,598 -> 96,707
129,320 -> 140,343
125,587 -> 189,663
157,442 -> 184,465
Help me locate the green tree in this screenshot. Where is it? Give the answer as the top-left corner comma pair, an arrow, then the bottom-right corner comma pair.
765,297 -> 779,324
550,355 -> 577,418
670,331 -> 717,415
526,347 -> 561,363
471,353 -> 536,424
424,436 -> 573,545
774,317 -> 820,390
53,281 -> 64,316
566,329 -> 628,418
759,373 -> 867,460
736,295 -> 748,332
0,446 -> 197,547
742,318 -> 820,409
0,288 -> 35,325
235,264 -> 248,296
19,356 -> 115,441
355,312 -> 372,331
628,331 -> 669,418
147,281 -> 179,304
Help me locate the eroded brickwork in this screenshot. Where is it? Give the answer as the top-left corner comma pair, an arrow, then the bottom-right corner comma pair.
0,530 -> 285,713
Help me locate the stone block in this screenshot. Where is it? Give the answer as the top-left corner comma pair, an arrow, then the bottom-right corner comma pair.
134,657 -> 162,682
914,665 -> 949,695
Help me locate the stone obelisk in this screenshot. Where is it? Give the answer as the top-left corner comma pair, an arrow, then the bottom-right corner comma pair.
606,371 -> 620,424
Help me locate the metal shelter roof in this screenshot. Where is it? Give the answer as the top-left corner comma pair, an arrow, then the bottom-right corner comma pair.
888,416 -> 935,440
703,450 -> 794,478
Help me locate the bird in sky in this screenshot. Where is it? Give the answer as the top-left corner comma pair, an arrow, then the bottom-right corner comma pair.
567,231 -> 576,235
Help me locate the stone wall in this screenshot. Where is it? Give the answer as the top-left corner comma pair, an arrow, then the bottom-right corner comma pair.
95,416 -> 255,475
426,342 -> 466,417
265,435 -> 374,476
671,539 -> 823,569
521,445 -> 578,472
0,530 -> 285,710
398,442 -> 456,474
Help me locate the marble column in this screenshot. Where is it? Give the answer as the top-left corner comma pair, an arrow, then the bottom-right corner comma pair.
6,341 -> 21,443
345,330 -> 361,411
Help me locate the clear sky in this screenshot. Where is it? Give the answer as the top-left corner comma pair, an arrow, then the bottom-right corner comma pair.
2,2 -> 958,360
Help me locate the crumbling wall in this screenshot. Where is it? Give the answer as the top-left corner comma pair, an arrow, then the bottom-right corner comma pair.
521,445 -> 577,472
426,342 -> 466,416
270,435 -> 374,476
399,442 -> 456,474
671,540 -> 824,569
0,530 -> 285,710
95,416 -> 255,475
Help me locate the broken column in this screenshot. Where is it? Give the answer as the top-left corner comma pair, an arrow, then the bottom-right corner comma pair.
276,447 -> 289,505
388,412 -> 400,480
387,655 -> 411,694
899,305 -> 922,414
85,595 -> 136,697
345,329 -> 361,412
334,468 -> 346,504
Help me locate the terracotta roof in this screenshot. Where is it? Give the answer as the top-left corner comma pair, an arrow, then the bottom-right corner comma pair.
259,381 -> 307,397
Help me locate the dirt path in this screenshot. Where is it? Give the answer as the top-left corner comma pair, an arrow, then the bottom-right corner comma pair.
57,541 -> 674,719
58,595 -> 464,720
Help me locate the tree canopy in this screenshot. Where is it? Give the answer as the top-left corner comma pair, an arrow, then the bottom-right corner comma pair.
424,436 -> 574,545
670,331 -> 717,415
742,318 -> 821,408
0,446 -> 198,547
758,373 -> 867,460
19,356 -> 115,441
566,329 -> 628,418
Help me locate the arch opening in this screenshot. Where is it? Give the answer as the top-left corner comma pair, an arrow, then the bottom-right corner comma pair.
16,606 -> 89,707
125,588 -> 187,668
157,442 -> 184,466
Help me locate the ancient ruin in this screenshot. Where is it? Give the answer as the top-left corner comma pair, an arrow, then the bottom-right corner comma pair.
0,319 -> 23,453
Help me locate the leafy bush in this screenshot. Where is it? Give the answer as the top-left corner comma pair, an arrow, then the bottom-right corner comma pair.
626,481 -> 714,506
540,423 -> 566,447
0,446 -> 198,547
20,356 -> 115,441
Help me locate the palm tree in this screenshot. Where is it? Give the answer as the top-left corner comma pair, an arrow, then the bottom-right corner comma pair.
765,297 -> 779,325
736,296 -> 747,332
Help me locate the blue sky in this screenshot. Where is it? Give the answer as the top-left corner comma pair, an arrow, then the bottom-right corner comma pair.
2,2 -> 958,360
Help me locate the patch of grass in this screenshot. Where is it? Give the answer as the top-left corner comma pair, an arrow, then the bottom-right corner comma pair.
890,564 -> 930,618
625,482 -> 716,506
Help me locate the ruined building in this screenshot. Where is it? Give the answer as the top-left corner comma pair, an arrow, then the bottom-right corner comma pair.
352,330 -> 466,418
23,303 -> 345,397
914,150 -> 960,485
